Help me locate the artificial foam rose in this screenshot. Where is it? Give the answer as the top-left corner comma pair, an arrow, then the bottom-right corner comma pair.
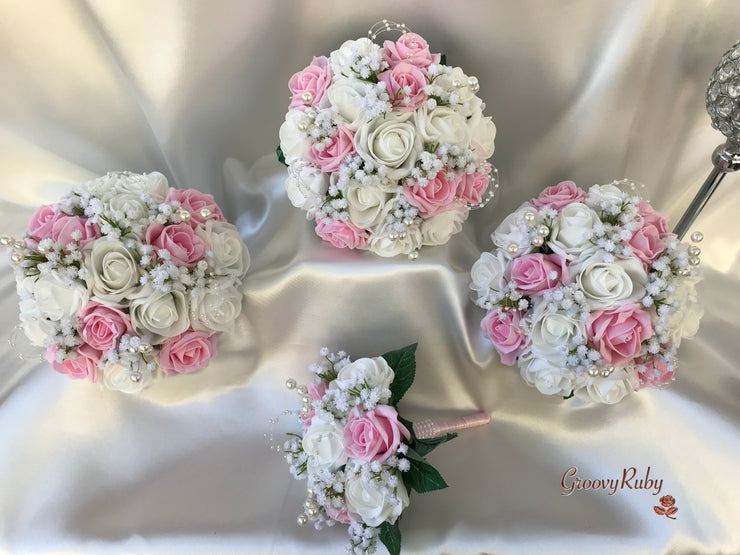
189,282 -> 243,333
285,165 -> 329,214
467,106 -> 497,160
354,112 -> 422,181
344,472 -> 409,527
481,309 -> 528,365
108,193 -> 150,222
344,405 -> 410,463
470,250 -> 509,298
628,224 -> 665,266
329,38 -> 378,79
586,184 -> 624,210
382,32 -> 439,69
166,188 -> 225,227
78,301 -> 133,351
345,182 -> 392,229
530,306 -> 585,358
18,298 -> 54,346
531,180 -> 586,212
315,217 -> 368,249
434,67 -> 477,106
50,215 -> 100,248
404,172 -> 460,218
27,204 -> 60,240
102,361 -> 148,394
421,204 -> 468,246
195,220 -> 251,280
457,165 -> 491,205
128,285 -> 189,343
302,414 -> 348,473
145,222 -> 209,269
46,343 -> 100,382
414,105 -> 471,149
509,253 -> 568,296
305,125 -> 356,173
491,202 -> 537,253
547,202 -> 600,261
519,349 -> 575,396
664,275 -> 704,347
288,56 -> 332,110
636,355 -> 675,389
637,201 -> 669,234
32,272 -> 89,321
587,303 -> 653,366
326,78 -> 369,130
158,329 -> 218,376
575,255 -> 647,309
84,240 -> 141,304
368,221 -> 422,257
334,357 -> 395,393
377,62 -> 428,112
279,110 -> 313,165
110,171 -> 169,203
577,366 -> 639,405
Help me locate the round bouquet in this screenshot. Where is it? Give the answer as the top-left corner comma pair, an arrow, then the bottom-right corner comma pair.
278,26 -> 497,259
281,344 -> 454,555
5,171 -> 249,393
470,180 -> 704,404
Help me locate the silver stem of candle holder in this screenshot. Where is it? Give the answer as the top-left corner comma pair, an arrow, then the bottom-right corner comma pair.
673,40 -> 740,240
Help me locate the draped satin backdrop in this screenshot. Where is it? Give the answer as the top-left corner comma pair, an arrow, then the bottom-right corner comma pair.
1,1 -> 740,554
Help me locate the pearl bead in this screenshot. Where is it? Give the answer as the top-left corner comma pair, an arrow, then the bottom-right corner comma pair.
398,231 -> 407,239
300,405 -> 311,415
179,210 -> 191,221
600,369 -> 611,378
531,236 -> 544,247
452,79 -> 463,88
307,489 -> 314,497
467,76 -> 479,87
523,212 -> 536,223
507,243 -> 519,255
536,225 -> 549,237
688,246 -> 701,256
37,246 -> 48,254
587,366 -> 599,377
285,378 -> 297,390
0,236 -> 12,247
130,373 -> 142,383
679,268 -> 690,276
690,231 -> 704,242
408,251 -> 419,261
403,218 -> 414,226
199,208 -> 212,220
689,256 -> 701,266
297,514 -> 308,526
10,251 -> 23,264
296,385 -> 308,395
301,92 -> 314,105
302,394 -> 312,404
139,343 -> 153,354
13,240 -> 25,249
306,108 -> 318,119
304,499 -> 318,511
307,506 -> 319,517
297,119 -> 309,132
128,346 -> 138,354
389,232 -> 399,240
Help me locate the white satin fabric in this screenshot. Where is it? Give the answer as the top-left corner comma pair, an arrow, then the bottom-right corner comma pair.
1,1 -> 740,554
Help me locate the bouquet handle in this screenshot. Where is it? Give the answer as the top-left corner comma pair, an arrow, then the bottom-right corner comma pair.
412,411 -> 491,439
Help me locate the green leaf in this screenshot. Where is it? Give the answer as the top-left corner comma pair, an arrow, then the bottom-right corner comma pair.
563,390 -> 575,400
276,145 -> 287,167
402,451 -> 449,494
379,520 -> 402,555
383,343 -> 417,406
413,432 -> 457,457
440,54 -> 447,66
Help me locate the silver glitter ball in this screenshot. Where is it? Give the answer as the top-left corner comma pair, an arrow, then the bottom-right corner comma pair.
690,231 -> 704,242
707,40 -> 740,144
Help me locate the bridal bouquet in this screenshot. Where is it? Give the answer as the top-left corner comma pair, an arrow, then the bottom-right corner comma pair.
282,344 -> 454,555
470,180 -> 703,404
278,29 -> 497,259
5,171 -> 249,393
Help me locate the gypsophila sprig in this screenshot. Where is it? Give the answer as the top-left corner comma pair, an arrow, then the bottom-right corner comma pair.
282,343 -> 454,555
470,179 -> 704,405
3,171 -> 250,393
278,28 -> 498,259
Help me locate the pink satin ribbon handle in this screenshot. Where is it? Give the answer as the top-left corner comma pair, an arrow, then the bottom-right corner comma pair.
412,411 -> 491,440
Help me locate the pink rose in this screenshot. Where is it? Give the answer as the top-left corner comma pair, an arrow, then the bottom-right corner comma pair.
50,215 -> 100,248
166,188 -> 225,227
324,503 -> 352,525
481,309 -> 528,366
382,32 -> 441,69
305,125 -> 355,173
510,253 -> 568,296
628,224 -> 665,266
343,405 -> 411,463
315,218 -> 368,250
158,329 -> 218,377
377,62 -> 428,112
78,301 -> 133,351
457,165 -> 491,205
404,171 -> 460,218
637,201 -> 669,235
636,355 -> 675,389
46,343 -> 101,382
27,204 -> 60,240
301,382 -> 328,429
587,303 -> 653,366
531,180 -> 586,212
288,56 -> 332,110
145,222 -> 209,268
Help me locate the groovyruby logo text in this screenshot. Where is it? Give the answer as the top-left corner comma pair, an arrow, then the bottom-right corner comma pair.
560,466 -> 663,497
